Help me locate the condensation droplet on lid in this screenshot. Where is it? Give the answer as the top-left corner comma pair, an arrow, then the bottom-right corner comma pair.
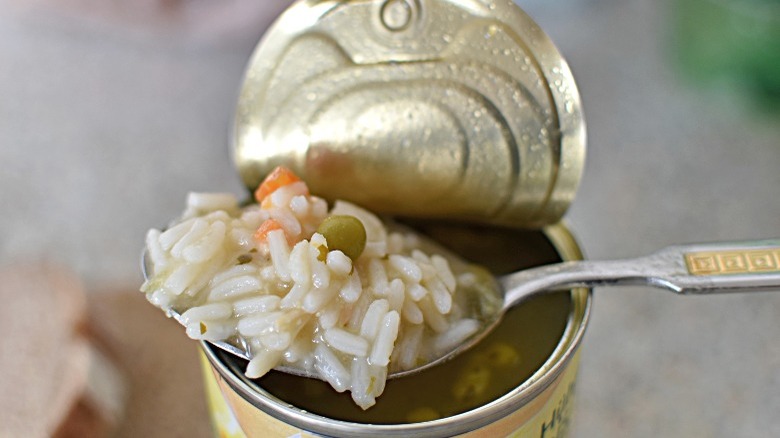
484,25 -> 498,39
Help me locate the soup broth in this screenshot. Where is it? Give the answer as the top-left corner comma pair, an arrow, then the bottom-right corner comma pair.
214,224 -> 574,424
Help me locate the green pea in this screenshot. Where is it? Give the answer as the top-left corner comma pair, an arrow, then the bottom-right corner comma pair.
316,215 -> 367,261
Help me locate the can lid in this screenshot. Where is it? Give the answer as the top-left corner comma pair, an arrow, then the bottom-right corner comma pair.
233,0 -> 586,228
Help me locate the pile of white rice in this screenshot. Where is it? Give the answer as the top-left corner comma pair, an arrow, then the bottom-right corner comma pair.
141,181 -> 497,409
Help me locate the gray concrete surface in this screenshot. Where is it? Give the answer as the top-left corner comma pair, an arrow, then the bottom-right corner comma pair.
2,1 -> 779,436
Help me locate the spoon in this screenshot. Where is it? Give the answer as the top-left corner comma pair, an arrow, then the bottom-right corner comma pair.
143,238 -> 780,380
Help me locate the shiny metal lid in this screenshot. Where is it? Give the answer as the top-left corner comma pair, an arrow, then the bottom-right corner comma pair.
233,0 -> 586,228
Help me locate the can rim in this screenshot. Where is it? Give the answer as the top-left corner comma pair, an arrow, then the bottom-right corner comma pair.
202,222 -> 592,437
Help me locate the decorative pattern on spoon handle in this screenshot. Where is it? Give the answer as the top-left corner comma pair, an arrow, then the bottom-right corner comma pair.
685,247 -> 780,276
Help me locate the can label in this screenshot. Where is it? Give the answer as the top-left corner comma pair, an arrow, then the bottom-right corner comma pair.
201,351 -> 580,438
467,353 -> 580,438
200,353 -> 247,438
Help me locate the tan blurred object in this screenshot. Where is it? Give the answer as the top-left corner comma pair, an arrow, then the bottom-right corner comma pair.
87,290 -> 213,437
0,264 -> 126,437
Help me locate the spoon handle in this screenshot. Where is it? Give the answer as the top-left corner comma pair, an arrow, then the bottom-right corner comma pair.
500,239 -> 780,307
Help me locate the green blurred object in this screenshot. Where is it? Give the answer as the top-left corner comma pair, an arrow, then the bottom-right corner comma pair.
670,0 -> 780,109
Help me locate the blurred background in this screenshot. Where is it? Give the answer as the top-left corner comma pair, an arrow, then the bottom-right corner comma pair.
1,0 -> 778,436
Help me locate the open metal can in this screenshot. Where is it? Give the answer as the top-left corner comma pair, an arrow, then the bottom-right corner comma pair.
199,222 -> 591,437
201,0 -> 590,435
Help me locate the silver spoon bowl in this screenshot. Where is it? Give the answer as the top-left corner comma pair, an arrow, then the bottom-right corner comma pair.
143,238 -> 780,380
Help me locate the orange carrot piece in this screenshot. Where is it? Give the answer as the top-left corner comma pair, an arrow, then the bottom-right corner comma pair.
253,219 -> 284,243
254,166 -> 303,203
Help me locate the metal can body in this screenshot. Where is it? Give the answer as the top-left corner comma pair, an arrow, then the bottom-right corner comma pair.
200,222 -> 591,438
